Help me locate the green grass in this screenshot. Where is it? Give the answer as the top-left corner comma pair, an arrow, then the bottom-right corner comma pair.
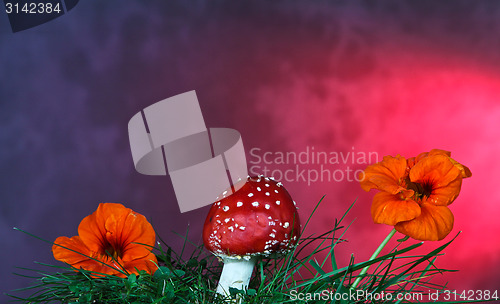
9,198 -> 496,303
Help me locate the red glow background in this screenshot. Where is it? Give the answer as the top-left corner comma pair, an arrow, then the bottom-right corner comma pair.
1,0 -> 499,299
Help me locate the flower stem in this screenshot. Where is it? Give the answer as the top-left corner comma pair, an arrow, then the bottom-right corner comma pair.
350,228 -> 397,289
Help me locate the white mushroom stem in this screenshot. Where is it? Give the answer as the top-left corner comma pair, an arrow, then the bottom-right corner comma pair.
216,256 -> 256,296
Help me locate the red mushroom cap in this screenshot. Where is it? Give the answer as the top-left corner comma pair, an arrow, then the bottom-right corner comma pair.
203,175 -> 301,258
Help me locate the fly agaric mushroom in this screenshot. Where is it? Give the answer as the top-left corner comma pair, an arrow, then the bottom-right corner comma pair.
203,175 -> 301,296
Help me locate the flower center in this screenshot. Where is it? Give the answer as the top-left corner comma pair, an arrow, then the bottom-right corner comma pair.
406,179 -> 433,201
101,242 -> 122,261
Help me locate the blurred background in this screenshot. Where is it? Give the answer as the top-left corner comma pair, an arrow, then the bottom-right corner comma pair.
1,0 -> 499,300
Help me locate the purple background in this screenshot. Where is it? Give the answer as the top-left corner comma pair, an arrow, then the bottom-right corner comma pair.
2,1 -> 500,300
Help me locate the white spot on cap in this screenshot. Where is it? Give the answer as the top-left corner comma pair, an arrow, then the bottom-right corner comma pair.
276,200 -> 281,205
237,201 -> 243,207
265,192 -> 270,196
265,184 -> 270,187
223,206 -> 229,212
274,189 -> 279,193
252,202 -> 259,207
265,204 -> 270,209
223,190 -> 228,195
248,193 -> 254,197
228,226 -> 234,232
270,233 -> 276,238
283,222 -> 290,228
257,187 -> 261,191
224,218 -> 230,223
239,226 -> 246,230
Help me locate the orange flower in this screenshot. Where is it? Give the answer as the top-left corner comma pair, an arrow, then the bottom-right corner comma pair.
52,203 -> 157,277
360,150 -> 471,241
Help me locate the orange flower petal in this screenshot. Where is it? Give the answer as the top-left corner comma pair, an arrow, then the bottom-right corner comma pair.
417,149 -> 471,179
429,176 -> 462,206
426,149 -> 451,157
406,157 -> 416,169
53,235 -> 127,276
78,205 -> 109,254
103,208 -> 156,262
87,256 -> 127,277
371,192 -> 421,225
395,202 -> 454,241
427,149 -> 471,178
448,158 -> 472,179
124,252 -> 158,274
78,203 -> 156,259
53,236 -> 93,266
409,155 -> 462,205
360,155 -> 412,196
